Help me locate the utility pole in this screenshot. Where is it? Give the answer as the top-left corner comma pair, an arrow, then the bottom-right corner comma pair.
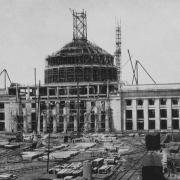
34,68 -> 37,133
37,80 -> 41,133
46,89 -> 51,173
77,79 -> 80,133
47,121 -> 51,173
47,99 -> 52,173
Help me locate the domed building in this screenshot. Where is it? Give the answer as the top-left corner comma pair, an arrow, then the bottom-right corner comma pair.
3,10 -> 119,134
2,10 -> 180,134
41,10 -> 118,133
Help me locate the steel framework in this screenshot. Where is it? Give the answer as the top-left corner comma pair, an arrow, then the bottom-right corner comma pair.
71,9 -> 87,41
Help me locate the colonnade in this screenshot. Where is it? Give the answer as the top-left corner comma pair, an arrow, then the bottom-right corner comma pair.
22,100 -> 110,133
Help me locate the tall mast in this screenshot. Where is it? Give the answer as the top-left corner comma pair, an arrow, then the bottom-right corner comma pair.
71,9 -> 87,41
115,21 -> 122,89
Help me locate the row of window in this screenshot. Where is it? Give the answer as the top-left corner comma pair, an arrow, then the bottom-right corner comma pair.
126,98 -> 179,106
45,67 -> 117,83
126,120 -> 180,130
9,85 -> 117,97
25,101 -> 106,111
46,54 -> 114,66
126,109 -> 180,119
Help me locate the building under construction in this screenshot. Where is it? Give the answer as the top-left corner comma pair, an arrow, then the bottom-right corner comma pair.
0,10 -> 180,134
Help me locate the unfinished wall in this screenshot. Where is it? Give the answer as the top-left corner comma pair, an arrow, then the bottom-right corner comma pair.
110,97 -> 121,132
5,102 -> 18,132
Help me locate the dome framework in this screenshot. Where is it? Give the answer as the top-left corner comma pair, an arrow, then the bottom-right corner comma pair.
45,40 -> 117,84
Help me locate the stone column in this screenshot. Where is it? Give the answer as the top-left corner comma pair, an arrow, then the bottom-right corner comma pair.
57,87 -> 59,98
88,112 -> 91,131
98,109 -> 101,131
26,87 -> 30,100
13,109 -> 18,132
96,101 -> 101,131
94,106 -> 98,132
85,101 -> 91,132
155,99 -> 160,130
26,103 -> 32,132
107,81 -> 109,98
132,99 -> 137,131
97,85 -> 100,94
23,108 -> 28,133
144,99 -> 149,130
74,113 -> 78,131
53,116 -> 57,133
167,98 -> 172,129
84,112 -> 90,132
95,113 -> 98,132
46,102 -> 50,131
43,113 -> 47,133
105,110 -> 109,132
63,114 -> 67,133
56,102 -> 60,132
52,105 -> 57,133
87,85 -> 89,97
67,87 -> 70,98
63,101 -> 70,133
123,107 -> 126,131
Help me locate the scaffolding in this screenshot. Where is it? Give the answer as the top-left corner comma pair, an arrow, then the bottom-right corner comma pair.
114,21 -> 121,88
71,9 -> 87,41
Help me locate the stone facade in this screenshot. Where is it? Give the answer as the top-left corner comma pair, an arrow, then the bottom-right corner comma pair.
0,83 -> 180,133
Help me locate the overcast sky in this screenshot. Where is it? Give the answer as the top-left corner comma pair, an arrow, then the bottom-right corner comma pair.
0,0 -> 180,87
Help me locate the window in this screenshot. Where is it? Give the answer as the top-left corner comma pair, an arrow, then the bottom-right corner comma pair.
39,87 -> 47,96
126,121 -> 133,130
49,88 -> 56,96
70,101 -> 75,109
31,112 -> 37,132
160,98 -> 166,105
0,122 -> 5,131
149,120 -> 155,129
69,88 -> 77,95
137,110 -> 144,119
126,110 -> 132,119
160,109 -> 167,118
31,103 -> 36,108
91,102 -> 95,107
59,88 -> 66,95
40,101 -> 46,110
172,98 -> 178,105
148,109 -> 155,118
137,99 -> 143,106
172,109 -> 179,118
160,120 -> 167,129
126,100 -> 132,106
172,120 -> 179,129
0,103 -> 4,109
31,112 -> 36,120
137,121 -> 144,130
79,87 -> 87,95
148,99 -> 155,106
0,113 -> 4,120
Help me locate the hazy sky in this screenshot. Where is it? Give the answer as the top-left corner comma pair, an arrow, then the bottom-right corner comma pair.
0,0 -> 180,87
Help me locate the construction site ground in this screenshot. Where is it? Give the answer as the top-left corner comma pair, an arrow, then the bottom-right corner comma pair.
0,133 -> 149,180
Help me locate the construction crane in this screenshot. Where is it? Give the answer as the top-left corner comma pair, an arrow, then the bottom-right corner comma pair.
0,69 -> 12,89
127,50 -> 156,85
